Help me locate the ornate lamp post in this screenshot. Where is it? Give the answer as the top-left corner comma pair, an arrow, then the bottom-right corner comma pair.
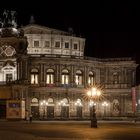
40,100 -> 48,119
87,86 -> 101,128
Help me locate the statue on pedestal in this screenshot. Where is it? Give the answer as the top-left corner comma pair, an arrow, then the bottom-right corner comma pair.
0,10 -> 17,28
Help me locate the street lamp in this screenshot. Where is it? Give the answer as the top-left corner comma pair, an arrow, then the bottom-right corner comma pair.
102,101 -> 108,117
87,86 -> 102,128
40,100 -> 48,119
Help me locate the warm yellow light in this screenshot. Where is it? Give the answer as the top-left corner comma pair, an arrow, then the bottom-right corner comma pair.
97,90 -> 101,96
87,86 -> 102,99
75,76 -> 79,85
102,101 -> 108,106
88,78 -> 91,84
87,90 -> 91,96
91,87 -> 96,96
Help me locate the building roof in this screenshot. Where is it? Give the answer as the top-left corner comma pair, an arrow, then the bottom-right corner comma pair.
22,24 -> 72,36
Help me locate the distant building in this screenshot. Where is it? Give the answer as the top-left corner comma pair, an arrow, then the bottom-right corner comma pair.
0,23 -> 138,120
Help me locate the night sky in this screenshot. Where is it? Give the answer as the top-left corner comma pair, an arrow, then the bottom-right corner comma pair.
1,1 -> 140,84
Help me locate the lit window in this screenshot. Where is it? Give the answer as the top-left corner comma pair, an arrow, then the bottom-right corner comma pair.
75,70 -> 82,85
30,68 -> 39,84
62,69 -> 69,84
88,71 -> 94,86
46,69 -> 54,84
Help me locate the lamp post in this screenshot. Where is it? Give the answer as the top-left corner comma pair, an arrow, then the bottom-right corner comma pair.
102,101 -> 108,117
87,86 -> 101,128
40,100 -> 48,119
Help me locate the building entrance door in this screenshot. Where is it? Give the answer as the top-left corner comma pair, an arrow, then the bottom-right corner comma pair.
61,106 -> 69,119
76,106 -> 82,119
0,104 -> 6,118
47,106 -> 54,119
31,106 -> 39,119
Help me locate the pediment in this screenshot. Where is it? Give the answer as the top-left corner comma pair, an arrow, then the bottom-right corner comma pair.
22,24 -> 69,35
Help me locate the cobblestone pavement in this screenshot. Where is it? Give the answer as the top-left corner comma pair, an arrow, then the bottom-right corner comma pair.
0,120 -> 140,140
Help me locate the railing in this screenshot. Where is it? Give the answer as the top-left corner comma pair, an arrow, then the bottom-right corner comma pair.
29,54 -> 133,62
105,83 -> 131,89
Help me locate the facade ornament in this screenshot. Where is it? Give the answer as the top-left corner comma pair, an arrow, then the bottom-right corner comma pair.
29,15 -> 35,24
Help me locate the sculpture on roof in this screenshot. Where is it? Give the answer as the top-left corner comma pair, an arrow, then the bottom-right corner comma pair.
0,10 -> 17,28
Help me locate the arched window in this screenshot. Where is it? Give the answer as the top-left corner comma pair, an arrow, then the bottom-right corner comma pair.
75,98 -> 82,106
112,99 -> 120,114
88,71 -> 94,86
46,69 -> 54,84
48,98 -> 54,103
61,69 -> 69,84
30,68 -> 39,84
31,98 -> 38,103
75,70 -> 82,85
113,72 -> 119,84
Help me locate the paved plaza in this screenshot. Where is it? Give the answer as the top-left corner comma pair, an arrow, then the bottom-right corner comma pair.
0,120 -> 140,140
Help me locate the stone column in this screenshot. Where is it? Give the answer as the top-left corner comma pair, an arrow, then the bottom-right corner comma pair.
84,66 -> 87,87
70,39 -> 72,56
40,64 -> 45,86
71,65 -> 74,86
25,60 -> 28,79
19,61 -> 22,80
17,61 -> 19,80
59,64 -> 61,85
56,64 -> 60,86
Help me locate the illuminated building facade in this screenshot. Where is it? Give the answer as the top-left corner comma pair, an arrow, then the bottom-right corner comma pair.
0,14 -> 138,119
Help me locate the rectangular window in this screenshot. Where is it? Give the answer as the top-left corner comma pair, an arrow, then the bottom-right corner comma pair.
74,43 -> 78,50
47,75 -> 50,84
34,41 -> 39,47
6,74 -> 12,82
51,75 -> 54,84
88,77 -> 93,86
31,75 -> 34,84
35,75 -> 38,84
75,75 -> 82,85
65,42 -> 69,49
55,41 -> 60,48
31,74 -> 38,84
44,41 -> 50,48
46,74 -> 54,84
62,75 -> 69,84
75,75 -> 79,85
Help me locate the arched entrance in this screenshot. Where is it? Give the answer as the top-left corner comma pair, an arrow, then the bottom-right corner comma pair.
112,99 -> 120,116
31,98 -> 39,119
47,98 -> 54,119
0,100 -> 6,119
75,99 -> 83,119
60,98 -> 69,119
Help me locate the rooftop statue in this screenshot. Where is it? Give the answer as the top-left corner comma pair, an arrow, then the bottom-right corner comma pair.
0,10 -> 17,28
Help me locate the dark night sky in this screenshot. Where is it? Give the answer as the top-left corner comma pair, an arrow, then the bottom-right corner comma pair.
1,1 -> 140,84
